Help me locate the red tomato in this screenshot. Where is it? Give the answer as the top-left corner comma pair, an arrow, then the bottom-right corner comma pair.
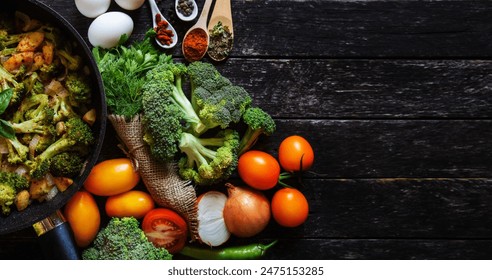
105,190 -> 155,219
84,158 -> 140,196
278,135 -> 314,172
64,191 -> 100,247
142,208 -> 188,254
238,150 -> 280,190
271,187 -> 309,227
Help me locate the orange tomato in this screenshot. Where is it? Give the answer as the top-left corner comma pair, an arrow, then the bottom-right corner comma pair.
105,190 -> 155,219
278,135 -> 314,173
84,158 -> 140,196
238,150 -> 280,190
271,187 -> 309,227
64,190 -> 100,247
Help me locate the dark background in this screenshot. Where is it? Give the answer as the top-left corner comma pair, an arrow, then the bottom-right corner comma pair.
1,0 -> 492,259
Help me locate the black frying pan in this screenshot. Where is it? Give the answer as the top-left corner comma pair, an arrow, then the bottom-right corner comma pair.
0,0 -> 107,258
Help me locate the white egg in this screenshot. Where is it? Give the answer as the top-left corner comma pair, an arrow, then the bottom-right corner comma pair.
88,12 -> 134,49
114,0 -> 146,10
75,0 -> 111,18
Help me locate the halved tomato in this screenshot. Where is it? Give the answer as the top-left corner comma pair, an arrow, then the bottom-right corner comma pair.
142,208 -> 188,254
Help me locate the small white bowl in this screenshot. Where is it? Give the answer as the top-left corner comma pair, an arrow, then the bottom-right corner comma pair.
175,0 -> 198,22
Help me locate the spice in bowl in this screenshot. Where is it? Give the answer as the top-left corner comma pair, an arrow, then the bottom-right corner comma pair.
208,21 -> 233,61
154,14 -> 174,46
183,28 -> 208,62
177,0 -> 194,17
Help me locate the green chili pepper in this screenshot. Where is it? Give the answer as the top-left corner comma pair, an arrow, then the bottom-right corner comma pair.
179,240 -> 278,260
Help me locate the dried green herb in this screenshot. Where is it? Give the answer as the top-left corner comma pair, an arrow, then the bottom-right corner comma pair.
208,21 -> 233,61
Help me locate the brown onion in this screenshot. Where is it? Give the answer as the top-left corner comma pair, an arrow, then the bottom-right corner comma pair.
223,183 -> 271,238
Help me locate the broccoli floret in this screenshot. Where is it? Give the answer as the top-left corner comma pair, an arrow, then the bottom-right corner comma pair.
194,84 -> 252,130
0,31 -> 23,50
63,73 -> 91,107
39,63 -> 62,82
187,61 -> 230,92
57,49 -> 81,71
28,117 -> 93,178
82,217 -> 172,260
8,93 -> 54,135
5,136 -> 29,164
0,64 -> 26,106
49,152 -> 84,178
145,63 -> 207,135
178,129 -> 239,186
238,107 -> 276,155
11,107 -> 54,135
0,171 -> 29,215
142,81 -> 184,162
23,72 -> 45,96
45,80 -> 76,122
187,62 -> 252,132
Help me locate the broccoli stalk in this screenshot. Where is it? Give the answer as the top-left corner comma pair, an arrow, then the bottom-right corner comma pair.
82,217 -> 172,260
28,117 -> 94,179
0,171 -> 29,215
178,129 -> 239,186
238,107 -> 276,155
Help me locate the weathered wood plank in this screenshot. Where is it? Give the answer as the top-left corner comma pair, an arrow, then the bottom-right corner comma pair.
254,120 -> 492,178
254,178 -> 492,240
39,0 -> 492,58
260,239 -> 492,260
215,59 -> 492,119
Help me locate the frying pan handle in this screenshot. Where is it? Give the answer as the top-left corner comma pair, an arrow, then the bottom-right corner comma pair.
33,210 -> 80,260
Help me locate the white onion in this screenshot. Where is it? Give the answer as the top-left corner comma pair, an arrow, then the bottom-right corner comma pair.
45,185 -> 59,201
197,191 -> 230,247
28,134 -> 40,158
0,139 -> 8,154
14,165 -> 29,176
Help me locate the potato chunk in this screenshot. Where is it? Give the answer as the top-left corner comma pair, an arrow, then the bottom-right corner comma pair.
16,31 -> 45,52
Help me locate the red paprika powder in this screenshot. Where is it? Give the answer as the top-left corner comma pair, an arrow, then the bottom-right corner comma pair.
183,28 -> 208,62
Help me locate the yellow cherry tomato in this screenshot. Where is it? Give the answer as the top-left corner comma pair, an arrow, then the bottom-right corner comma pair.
105,190 -> 155,219
64,191 -> 100,248
84,158 -> 140,196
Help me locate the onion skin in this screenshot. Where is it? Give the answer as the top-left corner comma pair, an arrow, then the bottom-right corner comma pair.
223,183 -> 271,238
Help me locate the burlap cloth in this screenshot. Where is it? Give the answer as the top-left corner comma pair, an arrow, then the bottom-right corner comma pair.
108,114 -> 199,241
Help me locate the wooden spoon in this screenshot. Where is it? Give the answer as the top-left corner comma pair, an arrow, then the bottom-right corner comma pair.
207,0 -> 234,61
182,0 -> 214,62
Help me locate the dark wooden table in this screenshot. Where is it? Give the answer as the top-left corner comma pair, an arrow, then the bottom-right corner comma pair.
1,0 -> 492,260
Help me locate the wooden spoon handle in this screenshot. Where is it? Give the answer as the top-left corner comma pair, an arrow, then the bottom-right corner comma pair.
196,0 -> 214,28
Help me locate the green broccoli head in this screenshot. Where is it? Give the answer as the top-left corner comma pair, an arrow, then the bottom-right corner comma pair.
238,107 -> 276,155
5,137 -> 29,164
1,64 -> 26,107
143,67 -> 206,135
142,80 -> 184,162
49,152 -> 84,178
63,73 -> 92,107
194,84 -> 252,130
0,171 -> 29,215
82,217 -> 172,260
187,61 -> 229,91
30,117 -> 93,178
178,129 -> 239,186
